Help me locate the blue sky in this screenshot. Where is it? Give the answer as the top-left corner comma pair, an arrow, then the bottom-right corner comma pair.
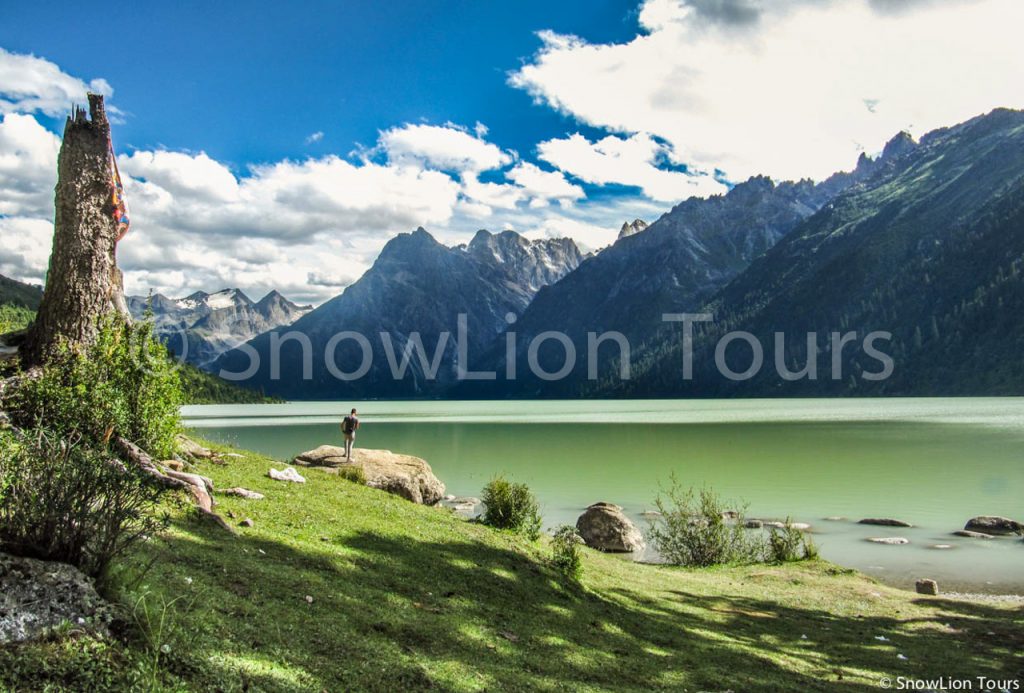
1,1 -> 639,169
1,0 -> 1022,303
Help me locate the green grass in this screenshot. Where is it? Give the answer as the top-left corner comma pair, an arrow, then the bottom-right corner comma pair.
3,439 -> 1021,692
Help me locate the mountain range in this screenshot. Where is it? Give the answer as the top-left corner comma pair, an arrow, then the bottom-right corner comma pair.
211,108 -> 1024,399
127,288 -> 312,368
213,229 -> 585,398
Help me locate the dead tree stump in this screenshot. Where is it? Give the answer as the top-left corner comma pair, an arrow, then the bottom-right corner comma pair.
22,93 -> 129,367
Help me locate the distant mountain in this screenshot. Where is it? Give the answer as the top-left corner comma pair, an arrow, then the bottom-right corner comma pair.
613,108 -> 1024,396
0,274 -> 43,310
457,141 -> 902,397
617,219 -> 648,240
214,228 -> 584,399
128,288 -> 312,368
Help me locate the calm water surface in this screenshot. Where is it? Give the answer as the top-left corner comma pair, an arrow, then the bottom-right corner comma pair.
182,399 -> 1024,593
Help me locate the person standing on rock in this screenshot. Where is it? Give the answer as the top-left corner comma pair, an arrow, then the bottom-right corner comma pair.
341,408 -> 360,459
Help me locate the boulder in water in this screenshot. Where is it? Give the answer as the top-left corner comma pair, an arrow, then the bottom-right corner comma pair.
576,502 -> 645,553
963,516 -> 1023,536
866,537 -> 909,545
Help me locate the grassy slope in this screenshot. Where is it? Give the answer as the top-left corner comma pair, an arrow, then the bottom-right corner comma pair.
4,440 -> 1022,692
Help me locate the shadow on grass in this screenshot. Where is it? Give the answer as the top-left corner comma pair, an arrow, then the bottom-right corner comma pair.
140,518 -> 1024,693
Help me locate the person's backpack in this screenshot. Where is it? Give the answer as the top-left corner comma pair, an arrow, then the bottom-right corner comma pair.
342,416 -> 356,434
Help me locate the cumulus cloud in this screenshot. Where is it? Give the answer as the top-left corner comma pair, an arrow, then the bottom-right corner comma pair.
0,113 -> 60,217
305,131 -> 324,144
536,132 -> 726,201
0,47 -> 111,116
511,0 -> 1024,181
379,122 -> 512,173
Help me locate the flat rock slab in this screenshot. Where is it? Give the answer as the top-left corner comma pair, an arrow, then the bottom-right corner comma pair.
221,487 -> 265,500
0,552 -> 113,644
293,446 -> 445,505
858,518 -> 913,527
866,537 -> 910,545
952,530 -> 994,539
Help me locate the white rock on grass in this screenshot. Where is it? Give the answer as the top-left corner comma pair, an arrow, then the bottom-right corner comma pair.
268,467 -> 306,483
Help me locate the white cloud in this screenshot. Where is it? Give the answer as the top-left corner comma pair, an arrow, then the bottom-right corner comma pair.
0,216 -> 52,283
0,113 -> 60,217
380,122 -> 512,173
536,132 -> 726,201
305,131 -> 324,144
0,48 -> 111,116
511,0 -> 1024,181
506,162 -> 585,207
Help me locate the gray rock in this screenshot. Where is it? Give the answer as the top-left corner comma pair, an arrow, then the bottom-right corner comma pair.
858,518 -> 913,527
576,502 -> 645,553
440,496 -> 481,515
953,530 -> 995,539
294,446 -> 445,505
0,553 -> 113,644
915,579 -> 939,596
866,537 -> 909,545
221,487 -> 265,500
239,518 -> 255,528
745,519 -> 764,529
963,516 -> 1024,536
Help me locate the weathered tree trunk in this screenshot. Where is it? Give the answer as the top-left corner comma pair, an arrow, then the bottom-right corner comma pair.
22,93 -> 128,367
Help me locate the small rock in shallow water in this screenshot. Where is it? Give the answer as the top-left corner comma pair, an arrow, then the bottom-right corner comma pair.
952,530 -> 994,540
858,518 -> 913,527
928,544 -> 954,550
866,537 -> 909,545
576,502 -> 645,552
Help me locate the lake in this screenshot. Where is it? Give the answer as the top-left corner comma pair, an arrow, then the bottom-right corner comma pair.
181,398 -> 1024,594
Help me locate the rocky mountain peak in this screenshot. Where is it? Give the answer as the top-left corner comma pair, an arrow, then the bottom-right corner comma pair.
618,219 -> 649,240
882,131 -> 918,160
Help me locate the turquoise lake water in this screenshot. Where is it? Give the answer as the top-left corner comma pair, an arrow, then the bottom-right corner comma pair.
182,398 -> 1024,593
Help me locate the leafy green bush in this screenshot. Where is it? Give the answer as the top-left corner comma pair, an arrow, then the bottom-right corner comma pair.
549,524 -> 584,582
766,520 -> 818,563
0,428 -> 168,578
647,480 -> 763,567
480,475 -> 542,540
8,314 -> 182,458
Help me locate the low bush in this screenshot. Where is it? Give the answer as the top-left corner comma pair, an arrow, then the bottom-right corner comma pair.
0,303 -> 34,334
549,524 -> 584,582
7,314 -> 182,459
0,428 -> 168,578
647,479 -> 763,567
338,465 -> 367,484
480,475 -> 542,540
766,520 -> 818,563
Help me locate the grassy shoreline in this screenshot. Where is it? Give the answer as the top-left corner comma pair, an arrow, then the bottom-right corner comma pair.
3,437 -> 1022,691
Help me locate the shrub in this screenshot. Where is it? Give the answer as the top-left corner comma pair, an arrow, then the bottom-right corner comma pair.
647,479 -> 763,567
480,475 -> 542,540
766,520 -> 818,563
0,428 -> 168,578
338,465 -> 367,484
8,314 -> 182,459
549,525 -> 584,582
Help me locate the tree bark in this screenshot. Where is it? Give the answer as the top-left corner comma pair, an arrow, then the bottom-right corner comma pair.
22,93 -> 128,367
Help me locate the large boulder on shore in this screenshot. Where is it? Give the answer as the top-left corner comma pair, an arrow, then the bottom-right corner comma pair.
0,553 -> 113,644
576,502 -> 645,553
293,446 -> 445,505
963,516 -> 1024,536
